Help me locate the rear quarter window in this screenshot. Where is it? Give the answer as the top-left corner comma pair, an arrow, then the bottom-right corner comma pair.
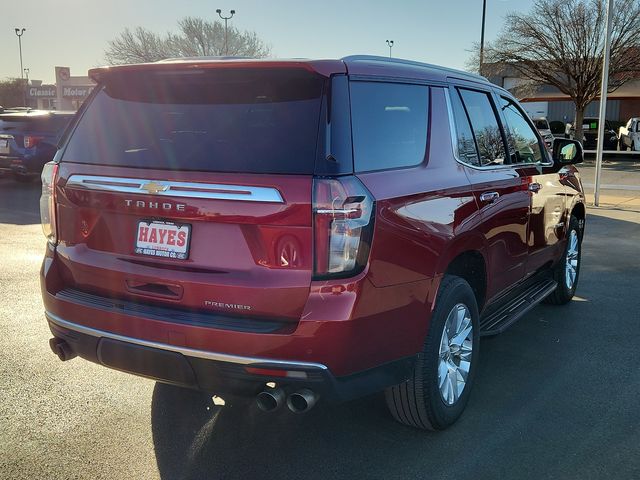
350,82 -> 429,172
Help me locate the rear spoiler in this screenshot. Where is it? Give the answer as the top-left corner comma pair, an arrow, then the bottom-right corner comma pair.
89,59 -> 346,83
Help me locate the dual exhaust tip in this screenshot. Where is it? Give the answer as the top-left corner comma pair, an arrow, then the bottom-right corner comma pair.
256,387 -> 318,413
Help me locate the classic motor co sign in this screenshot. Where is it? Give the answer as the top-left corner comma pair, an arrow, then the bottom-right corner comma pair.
27,85 -> 94,99
28,86 -> 56,98
62,86 -> 93,98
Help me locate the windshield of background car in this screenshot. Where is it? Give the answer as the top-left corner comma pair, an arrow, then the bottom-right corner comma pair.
0,115 -> 72,134
62,68 -> 325,174
534,119 -> 550,130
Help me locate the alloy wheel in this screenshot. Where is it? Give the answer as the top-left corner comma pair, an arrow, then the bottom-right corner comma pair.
438,303 -> 473,405
565,229 -> 579,290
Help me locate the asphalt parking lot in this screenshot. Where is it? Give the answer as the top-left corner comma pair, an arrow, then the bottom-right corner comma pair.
1,171 -> 639,480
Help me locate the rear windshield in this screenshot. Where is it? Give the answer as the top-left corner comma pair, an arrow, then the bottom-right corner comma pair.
0,115 -> 72,134
62,68 -> 325,174
534,119 -> 549,130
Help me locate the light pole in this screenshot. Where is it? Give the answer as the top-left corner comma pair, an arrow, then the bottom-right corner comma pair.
386,39 -> 394,58
216,9 -> 236,56
479,0 -> 487,75
594,0 -> 615,207
15,28 -> 26,80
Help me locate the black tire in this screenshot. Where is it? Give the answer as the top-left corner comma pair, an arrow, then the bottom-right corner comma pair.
545,215 -> 582,305
385,275 -> 480,430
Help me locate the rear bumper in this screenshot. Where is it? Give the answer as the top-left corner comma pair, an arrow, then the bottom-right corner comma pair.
0,154 -> 41,175
0,156 -> 19,172
42,244 -> 431,375
47,311 -> 416,403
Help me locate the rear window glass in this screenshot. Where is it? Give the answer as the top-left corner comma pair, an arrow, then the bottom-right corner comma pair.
350,82 -> 428,172
62,69 -> 325,174
0,115 -> 72,134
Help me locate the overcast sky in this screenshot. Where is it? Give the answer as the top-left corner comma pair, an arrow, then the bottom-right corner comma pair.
1,0 -> 534,84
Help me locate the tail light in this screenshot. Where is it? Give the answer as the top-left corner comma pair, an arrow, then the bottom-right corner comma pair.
40,161 -> 59,245
313,176 -> 375,279
24,135 -> 44,149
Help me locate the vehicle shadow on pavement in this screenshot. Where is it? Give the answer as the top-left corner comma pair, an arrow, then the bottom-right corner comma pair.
0,178 -> 41,225
150,211 -> 640,480
151,383 -> 426,480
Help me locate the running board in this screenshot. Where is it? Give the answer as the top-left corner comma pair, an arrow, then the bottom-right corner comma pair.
480,279 -> 557,336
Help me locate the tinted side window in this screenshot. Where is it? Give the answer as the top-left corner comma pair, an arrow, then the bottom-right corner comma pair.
499,97 -> 544,164
458,89 -> 506,167
449,89 -> 480,166
350,82 -> 428,172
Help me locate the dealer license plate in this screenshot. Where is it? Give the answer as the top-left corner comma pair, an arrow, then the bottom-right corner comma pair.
134,221 -> 190,260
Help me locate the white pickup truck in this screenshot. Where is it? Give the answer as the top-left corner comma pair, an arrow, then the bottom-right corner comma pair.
618,117 -> 640,151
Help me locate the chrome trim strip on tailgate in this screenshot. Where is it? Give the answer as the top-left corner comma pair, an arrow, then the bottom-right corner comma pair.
65,174 -> 284,203
46,311 -> 328,370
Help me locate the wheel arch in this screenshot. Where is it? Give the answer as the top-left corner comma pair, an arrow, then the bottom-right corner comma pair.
443,250 -> 487,312
571,202 -> 586,222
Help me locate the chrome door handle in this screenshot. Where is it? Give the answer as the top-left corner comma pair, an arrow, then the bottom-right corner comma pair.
529,182 -> 542,192
480,191 -> 500,203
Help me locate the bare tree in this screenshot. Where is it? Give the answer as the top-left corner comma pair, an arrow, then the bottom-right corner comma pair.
105,27 -> 174,64
105,17 -> 271,65
482,0 -> 640,141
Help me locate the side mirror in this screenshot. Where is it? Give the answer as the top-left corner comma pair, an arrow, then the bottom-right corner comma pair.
552,138 -> 583,166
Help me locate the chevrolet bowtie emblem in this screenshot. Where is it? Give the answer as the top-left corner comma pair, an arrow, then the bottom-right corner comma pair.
141,182 -> 169,194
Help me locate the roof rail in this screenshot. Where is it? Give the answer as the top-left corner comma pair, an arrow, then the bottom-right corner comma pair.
341,55 -> 486,81
156,56 -> 255,63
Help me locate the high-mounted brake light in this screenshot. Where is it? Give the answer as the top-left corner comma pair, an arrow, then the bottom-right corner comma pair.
313,176 -> 375,279
40,161 -> 58,245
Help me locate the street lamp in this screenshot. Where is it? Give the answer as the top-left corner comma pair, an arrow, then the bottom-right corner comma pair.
479,0 -> 487,75
15,28 -> 26,80
216,9 -> 236,56
386,39 -> 394,58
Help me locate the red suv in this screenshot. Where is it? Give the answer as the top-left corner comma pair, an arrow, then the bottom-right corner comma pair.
40,56 -> 585,430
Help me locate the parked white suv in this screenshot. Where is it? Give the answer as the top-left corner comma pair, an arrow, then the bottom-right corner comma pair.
618,117 -> 640,151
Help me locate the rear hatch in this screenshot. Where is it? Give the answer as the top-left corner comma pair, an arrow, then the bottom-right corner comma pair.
0,115 -> 30,164
53,64 -> 333,325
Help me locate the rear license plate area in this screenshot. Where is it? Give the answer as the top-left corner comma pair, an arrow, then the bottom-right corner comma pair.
135,220 -> 191,260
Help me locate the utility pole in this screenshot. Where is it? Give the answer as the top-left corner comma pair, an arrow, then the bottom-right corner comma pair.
216,9 -> 236,56
479,0 -> 487,75
386,40 -> 394,58
594,0 -> 614,207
